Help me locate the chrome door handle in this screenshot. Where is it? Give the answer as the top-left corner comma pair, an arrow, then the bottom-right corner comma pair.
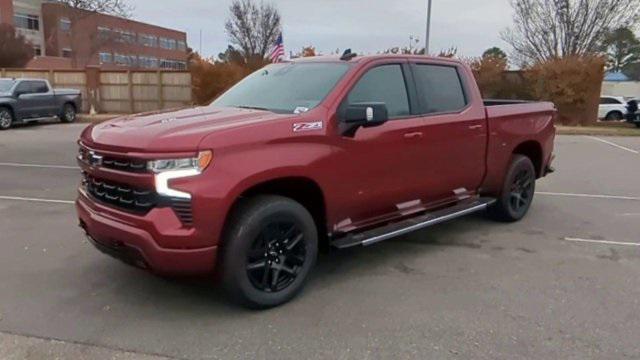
468,125 -> 483,130
404,132 -> 423,139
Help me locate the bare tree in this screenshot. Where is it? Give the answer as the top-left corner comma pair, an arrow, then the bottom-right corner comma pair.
55,0 -> 133,18
503,0 -> 640,65
225,0 -> 282,62
0,24 -> 34,68
600,27 -> 640,72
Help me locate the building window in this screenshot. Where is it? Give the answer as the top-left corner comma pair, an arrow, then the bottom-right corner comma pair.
62,48 -> 72,58
114,53 -> 137,67
33,45 -> 42,56
139,34 -> 157,47
138,56 -> 159,68
177,40 -> 187,51
14,13 -> 39,31
160,59 -> 187,70
98,26 -> 112,40
159,37 -> 177,50
99,52 -> 113,64
60,17 -> 71,32
115,29 -> 136,44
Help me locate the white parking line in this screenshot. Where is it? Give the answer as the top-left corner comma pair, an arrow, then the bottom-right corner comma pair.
537,192 -> 640,201
0,196 -> 74,205
585,136 -> 639,154
0,162 -> 78,170
563,237 -> 640,247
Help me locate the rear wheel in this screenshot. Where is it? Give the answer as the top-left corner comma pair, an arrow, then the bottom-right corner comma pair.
605,111 -> 623,121
222,195 -> 318,309
488,155 -> 536,222
60,103 -> 76,123
0,107 -> 13,130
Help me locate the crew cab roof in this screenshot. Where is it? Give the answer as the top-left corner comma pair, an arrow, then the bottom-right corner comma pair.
289,54 -> 464,66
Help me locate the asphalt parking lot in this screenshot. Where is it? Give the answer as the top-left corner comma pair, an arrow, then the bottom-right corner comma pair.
1,122 -> 639,359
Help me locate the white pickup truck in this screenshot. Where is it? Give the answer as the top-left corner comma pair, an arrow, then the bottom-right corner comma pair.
0,78 -> 82,130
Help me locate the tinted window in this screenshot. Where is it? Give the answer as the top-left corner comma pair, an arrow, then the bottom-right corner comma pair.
600,97 -> 621,105
213,63 -> 350,114
14,81 -> 32,94
32,81 -> 48,93
347,65 -> 410,118
413,64 -> 467,114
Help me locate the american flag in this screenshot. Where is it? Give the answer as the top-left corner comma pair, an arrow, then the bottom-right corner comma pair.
269,33 -> 285,63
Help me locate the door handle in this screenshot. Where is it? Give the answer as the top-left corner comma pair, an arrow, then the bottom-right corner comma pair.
468,125 -> 484,130
403,132 -> 423,139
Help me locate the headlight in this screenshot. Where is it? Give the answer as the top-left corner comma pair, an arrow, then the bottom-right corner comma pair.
148,151 -> 212,199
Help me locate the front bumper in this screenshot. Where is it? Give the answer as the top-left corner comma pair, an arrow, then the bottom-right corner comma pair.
77,191 -> 217,276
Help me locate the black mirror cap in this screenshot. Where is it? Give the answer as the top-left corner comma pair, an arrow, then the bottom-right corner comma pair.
344,102 -> 389,125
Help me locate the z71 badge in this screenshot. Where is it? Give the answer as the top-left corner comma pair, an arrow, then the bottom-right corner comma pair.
293,121 -> 323,132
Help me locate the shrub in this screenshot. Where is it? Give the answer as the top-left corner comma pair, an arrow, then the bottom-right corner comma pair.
526,56 -> 605,126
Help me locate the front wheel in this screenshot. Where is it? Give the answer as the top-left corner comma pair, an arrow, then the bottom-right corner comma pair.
60,103 -> 76,123
605,111 -> 623,121
488,155 -> 536,222
0,107 -> 13,130
222,195 -> 318,309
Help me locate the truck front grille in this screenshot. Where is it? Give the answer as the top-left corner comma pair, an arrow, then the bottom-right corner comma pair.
84,174 -> 156,213
101,157 -> 148,173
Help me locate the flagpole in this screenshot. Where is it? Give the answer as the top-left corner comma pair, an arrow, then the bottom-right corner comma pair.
425,0 -> 432,55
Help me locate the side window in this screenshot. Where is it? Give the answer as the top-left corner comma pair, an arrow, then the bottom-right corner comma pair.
33,81 -> 49,93
15,81 -> 32,95
413,64 -> 467,114
347,64 -> 410,118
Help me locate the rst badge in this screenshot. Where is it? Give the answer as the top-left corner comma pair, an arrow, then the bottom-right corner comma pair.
293,121 -> 323,133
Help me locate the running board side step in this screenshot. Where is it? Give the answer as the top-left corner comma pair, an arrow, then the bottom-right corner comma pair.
331,198 -> 496,249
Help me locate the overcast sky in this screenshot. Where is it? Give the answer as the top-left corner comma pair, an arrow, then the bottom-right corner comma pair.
129,0 -> 514,59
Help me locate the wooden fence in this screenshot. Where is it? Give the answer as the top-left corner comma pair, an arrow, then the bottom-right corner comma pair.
0,67 -> 192,114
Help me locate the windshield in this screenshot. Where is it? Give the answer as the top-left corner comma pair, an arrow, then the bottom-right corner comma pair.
211,62 -> 351,114
0,80 -> 15,92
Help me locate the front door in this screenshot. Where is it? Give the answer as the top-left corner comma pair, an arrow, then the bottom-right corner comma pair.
330,62 -> 433,233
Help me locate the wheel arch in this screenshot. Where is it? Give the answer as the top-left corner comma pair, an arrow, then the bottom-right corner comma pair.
0,103 -> 15,117
512,140 -> 543,178
605,110 -> 623,119
224,176 -> 328,246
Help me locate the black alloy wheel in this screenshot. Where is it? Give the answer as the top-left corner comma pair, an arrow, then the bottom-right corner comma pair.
246,221 -> 307,293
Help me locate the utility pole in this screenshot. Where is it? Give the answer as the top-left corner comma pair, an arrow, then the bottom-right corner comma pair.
425,0 -> 432,55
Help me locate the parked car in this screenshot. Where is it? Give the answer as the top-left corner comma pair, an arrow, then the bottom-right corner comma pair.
599,96 -> 628,121
626,99 -> 640,127
0,78 -> 82,130
76,54 -> 556,308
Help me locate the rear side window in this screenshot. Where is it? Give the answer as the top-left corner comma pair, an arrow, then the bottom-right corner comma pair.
413,64 -> 467,114
600,97 -> 621,105
32,81 -> 48,93
347,64 -> 410,118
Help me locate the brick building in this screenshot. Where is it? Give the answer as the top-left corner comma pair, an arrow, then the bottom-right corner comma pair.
0,0 -> 188,70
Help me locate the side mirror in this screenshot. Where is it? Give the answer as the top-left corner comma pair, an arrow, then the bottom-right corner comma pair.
344,102 -> 389,127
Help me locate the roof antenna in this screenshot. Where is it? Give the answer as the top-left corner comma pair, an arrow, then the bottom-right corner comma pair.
340,49 -> 357,61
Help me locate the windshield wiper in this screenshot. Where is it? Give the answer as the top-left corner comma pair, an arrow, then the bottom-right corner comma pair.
235,105 -> 271,111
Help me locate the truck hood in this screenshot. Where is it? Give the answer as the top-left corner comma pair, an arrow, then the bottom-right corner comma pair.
0,92 -> 10,98
87,106 -> 294,152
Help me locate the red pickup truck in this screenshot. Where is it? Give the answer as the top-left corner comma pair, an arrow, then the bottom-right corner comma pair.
77,54 -> 556,308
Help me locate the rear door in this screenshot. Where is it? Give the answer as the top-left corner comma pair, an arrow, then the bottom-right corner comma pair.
410,61 -> 487,203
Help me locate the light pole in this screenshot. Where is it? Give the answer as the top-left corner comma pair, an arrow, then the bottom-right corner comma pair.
425,0 -> 432,55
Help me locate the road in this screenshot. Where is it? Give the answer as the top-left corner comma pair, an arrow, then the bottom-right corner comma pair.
1,122 -> 639,359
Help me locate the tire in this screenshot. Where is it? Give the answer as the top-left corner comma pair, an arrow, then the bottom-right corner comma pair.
605,111 -> 623,121
60,103 -> 77,123
636,123 -> 640,128
222,195 -> 318,309
488,155 -> 536,222
0,107 -> 13,130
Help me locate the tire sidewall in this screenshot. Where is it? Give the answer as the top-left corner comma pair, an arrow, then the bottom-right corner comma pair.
0,108 -> 13,130
223,197 -> 318,308
61,104 -> 76,123
499,155 -> 536,220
